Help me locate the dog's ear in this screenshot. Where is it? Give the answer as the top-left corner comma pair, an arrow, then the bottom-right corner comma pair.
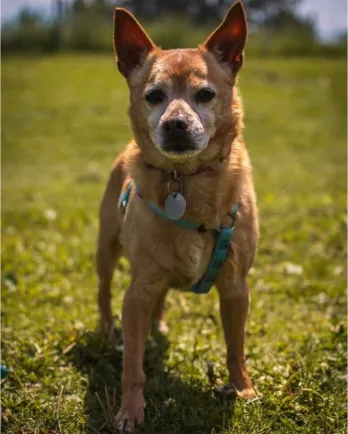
203,1 -> 247,74
114,8 -> 156,77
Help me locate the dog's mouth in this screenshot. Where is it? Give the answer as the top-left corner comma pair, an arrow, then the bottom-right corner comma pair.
161,149 -> 202,160
160,143 -> 202,159
162,139 -> 197,152
159,132 -> 205,159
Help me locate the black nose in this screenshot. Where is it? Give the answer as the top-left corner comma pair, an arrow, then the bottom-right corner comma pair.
163,118 -> 188,132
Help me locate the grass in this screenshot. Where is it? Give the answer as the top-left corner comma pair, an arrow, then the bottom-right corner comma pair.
1,54 -> 347,433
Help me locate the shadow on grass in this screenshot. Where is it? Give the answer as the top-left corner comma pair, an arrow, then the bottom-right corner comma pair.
70,321 -> 236,434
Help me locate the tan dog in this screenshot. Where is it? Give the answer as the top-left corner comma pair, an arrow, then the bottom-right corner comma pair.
97,1 -> 258,431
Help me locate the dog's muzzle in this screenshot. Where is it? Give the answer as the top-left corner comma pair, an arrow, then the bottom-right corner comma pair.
161,118 -> 197,154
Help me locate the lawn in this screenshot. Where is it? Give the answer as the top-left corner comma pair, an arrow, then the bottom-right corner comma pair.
1,55 -> 347,434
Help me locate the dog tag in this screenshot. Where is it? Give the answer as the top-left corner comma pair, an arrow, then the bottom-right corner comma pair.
164,193 -> 186,220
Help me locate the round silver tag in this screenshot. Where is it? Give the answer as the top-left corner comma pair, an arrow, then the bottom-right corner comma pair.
164,193 -> 186,220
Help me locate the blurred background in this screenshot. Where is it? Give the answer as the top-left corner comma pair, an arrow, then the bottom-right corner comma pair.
2,0 -> 347,56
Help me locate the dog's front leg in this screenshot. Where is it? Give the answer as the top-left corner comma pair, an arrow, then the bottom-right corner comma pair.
217,279 -> 256,399
115,277 -> 167,432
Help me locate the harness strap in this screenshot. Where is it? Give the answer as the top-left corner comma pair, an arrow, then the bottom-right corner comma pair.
118,180 -> 238,294
119,180 -> 134,215
191,225 -> 235,294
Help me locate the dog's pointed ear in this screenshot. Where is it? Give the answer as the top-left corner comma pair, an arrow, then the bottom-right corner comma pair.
114,8 -> 156,77
203,1 -> 247,74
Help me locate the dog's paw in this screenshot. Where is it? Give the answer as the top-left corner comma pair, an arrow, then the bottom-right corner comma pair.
216,383 -> 257,399
151,319 -> 169,335
235,386 -> 257,399
114,402 -> 144,433
96,318 -> 113,335
97,318 -> 122,347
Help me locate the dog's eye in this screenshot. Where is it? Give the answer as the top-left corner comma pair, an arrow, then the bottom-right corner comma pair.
195,88 -> 215,103
145,89 -> 165,105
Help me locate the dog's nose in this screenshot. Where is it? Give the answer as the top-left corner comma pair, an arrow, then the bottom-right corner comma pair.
163,118 -> 188,132
161,117 -> 195,153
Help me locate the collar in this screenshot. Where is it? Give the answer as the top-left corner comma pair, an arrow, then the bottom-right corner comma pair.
141,150 -> 231,178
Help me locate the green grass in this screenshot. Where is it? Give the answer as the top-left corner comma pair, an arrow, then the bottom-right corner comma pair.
1,54 -> 347,434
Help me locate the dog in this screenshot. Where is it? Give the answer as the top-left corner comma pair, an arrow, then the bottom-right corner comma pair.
97,1 -> 259,431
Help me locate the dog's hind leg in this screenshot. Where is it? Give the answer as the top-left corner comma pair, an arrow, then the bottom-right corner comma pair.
151,289 -> 168,334
97,157 -> 126,338
97,234 -> 121,337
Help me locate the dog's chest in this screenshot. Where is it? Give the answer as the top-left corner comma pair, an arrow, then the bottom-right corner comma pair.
122,197 -> 216,287
141,222 -> 215,287
171,229 -> 214,286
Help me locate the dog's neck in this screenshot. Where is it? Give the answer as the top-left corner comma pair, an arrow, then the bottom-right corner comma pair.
140,152 -> 230,177
128,137 -> 246,229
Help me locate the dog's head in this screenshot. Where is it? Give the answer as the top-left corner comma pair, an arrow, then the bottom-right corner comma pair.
114,1 -> 247,162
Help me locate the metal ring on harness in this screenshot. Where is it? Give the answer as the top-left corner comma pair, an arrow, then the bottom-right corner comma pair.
167,170 -> 183,197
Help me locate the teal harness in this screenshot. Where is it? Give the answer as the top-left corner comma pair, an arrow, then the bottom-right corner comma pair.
119,181 -> 238,294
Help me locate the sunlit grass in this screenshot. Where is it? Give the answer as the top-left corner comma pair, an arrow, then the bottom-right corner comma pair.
1,55 -> 347,433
